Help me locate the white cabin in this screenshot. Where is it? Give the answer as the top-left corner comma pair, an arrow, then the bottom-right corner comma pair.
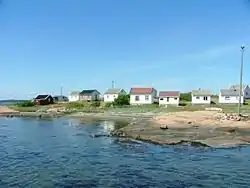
219,89 -> 244,104
229,84 -> 250,99
104,88 -> 127,103
159,91 -> 180,106
191,89 -> 212,104
130,87 -> 157,105
79,89 -> 100,101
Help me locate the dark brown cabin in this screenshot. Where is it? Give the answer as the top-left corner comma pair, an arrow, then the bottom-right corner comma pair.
34,95 -> 54,105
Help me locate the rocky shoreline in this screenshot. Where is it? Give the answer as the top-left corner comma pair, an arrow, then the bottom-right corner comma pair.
1,105 -> 250,148
110,111 -> 250,148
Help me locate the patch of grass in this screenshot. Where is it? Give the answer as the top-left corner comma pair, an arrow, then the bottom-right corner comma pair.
106,104 -> 205,114
65,102 -> 89,109
214,104 -> 250,114
9,105 -> 42,112
16,101 -> 35,107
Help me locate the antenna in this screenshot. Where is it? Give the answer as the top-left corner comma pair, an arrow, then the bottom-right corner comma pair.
112,80 -> 115,88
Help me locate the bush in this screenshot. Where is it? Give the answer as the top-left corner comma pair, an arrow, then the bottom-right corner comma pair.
211,101 -> 216,105
104,102 -> 113,108
113,95 -> 130,106
91,101 -> 101,107
180,93 -> 191,101
179,102 -> 187,106
17,101 -> 35,107
66,102 -> 86,109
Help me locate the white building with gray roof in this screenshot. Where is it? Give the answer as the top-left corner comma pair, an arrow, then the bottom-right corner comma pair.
229,84 -> 250,99
103,88 -> 127,103
191,89 -> 212,104
219,89 -> 244,104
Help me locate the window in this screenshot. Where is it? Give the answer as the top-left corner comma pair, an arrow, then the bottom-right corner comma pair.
166,97 -> 169,102
174,98 -> 177,100
225,96 -> 230,100
107,95 -> 109,98
204,96 -> 208,101
135,96 -> 140,101
246,92 -> 248,95
160,98 -> 163,100
196,96 -> 200,99
145,95 -> 149,101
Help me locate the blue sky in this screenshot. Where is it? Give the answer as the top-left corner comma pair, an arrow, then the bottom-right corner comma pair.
1,0 -> 250,99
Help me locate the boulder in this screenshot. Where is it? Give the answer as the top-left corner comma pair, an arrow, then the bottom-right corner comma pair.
160,125 -> 168,130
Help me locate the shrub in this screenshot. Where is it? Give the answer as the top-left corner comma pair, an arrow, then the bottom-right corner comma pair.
211,101 -> 216,105
179,102 -> 187,106
91,101 -> 101,107
180,93 -> 191,101
104,102 -> 113,108
113,95 -> 130,106
17,101 -> 35,107
66,102 -> 86,109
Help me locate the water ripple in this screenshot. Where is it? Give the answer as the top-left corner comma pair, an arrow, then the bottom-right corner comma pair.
0,117 -> 250,187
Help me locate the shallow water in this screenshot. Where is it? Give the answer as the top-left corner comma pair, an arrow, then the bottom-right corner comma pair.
0,117 -> 250,188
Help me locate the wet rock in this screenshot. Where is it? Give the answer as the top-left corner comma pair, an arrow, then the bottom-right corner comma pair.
228,129 -> 236,133
91,134 -> 110,138
160,125 -> 168,130
193,125 -> 199,129
240,138 -> 250,143
110,130 -> 126,137
135,135 -> 140,139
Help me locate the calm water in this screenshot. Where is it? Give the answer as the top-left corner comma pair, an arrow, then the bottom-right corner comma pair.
0,118 -> 250,188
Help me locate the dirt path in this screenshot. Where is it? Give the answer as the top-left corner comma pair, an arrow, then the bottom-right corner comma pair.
0,105 -> 19,114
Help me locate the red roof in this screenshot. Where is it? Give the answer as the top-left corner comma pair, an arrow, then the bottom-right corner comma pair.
159,91 -> 180,97
130,88 -> 155,95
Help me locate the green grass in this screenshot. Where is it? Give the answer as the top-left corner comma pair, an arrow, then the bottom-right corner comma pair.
8,100 -> 250,115
9,105 -> 44,112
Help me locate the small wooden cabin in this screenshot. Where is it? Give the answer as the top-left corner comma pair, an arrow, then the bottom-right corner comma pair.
34,95 -> 53,105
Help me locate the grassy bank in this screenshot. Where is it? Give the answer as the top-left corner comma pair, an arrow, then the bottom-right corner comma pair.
7,100 -> 250,115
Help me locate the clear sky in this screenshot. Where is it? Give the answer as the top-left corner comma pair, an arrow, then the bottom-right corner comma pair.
1,0 -> 250,99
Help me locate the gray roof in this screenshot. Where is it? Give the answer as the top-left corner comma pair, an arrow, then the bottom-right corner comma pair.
220,89 -> 241,96
229,84 -> 247,90
192,89 -> 212,96
80,89 -> 100,95
104,88 -> 123,94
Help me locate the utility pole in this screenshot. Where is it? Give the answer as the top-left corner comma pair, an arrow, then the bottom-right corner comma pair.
60,85 -> 63,96
238,45 -> 245,115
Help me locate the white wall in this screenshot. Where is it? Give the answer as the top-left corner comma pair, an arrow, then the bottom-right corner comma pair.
130,89 -> 157,105
69,95 -> 79,102
192,95 -> 211,104
219,94 -> 244,104
244,86 -> 250,99
159,97 -> 179,106
104,94 -> 119,102
79,91 -> 100,101
130,94 -> 154,105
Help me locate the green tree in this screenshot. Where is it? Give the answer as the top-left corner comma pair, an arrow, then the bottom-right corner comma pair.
180,92 -> 191,101
113,95 -> 130,106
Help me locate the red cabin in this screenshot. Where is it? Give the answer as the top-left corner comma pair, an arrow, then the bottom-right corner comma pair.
34,95 -> 54,105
